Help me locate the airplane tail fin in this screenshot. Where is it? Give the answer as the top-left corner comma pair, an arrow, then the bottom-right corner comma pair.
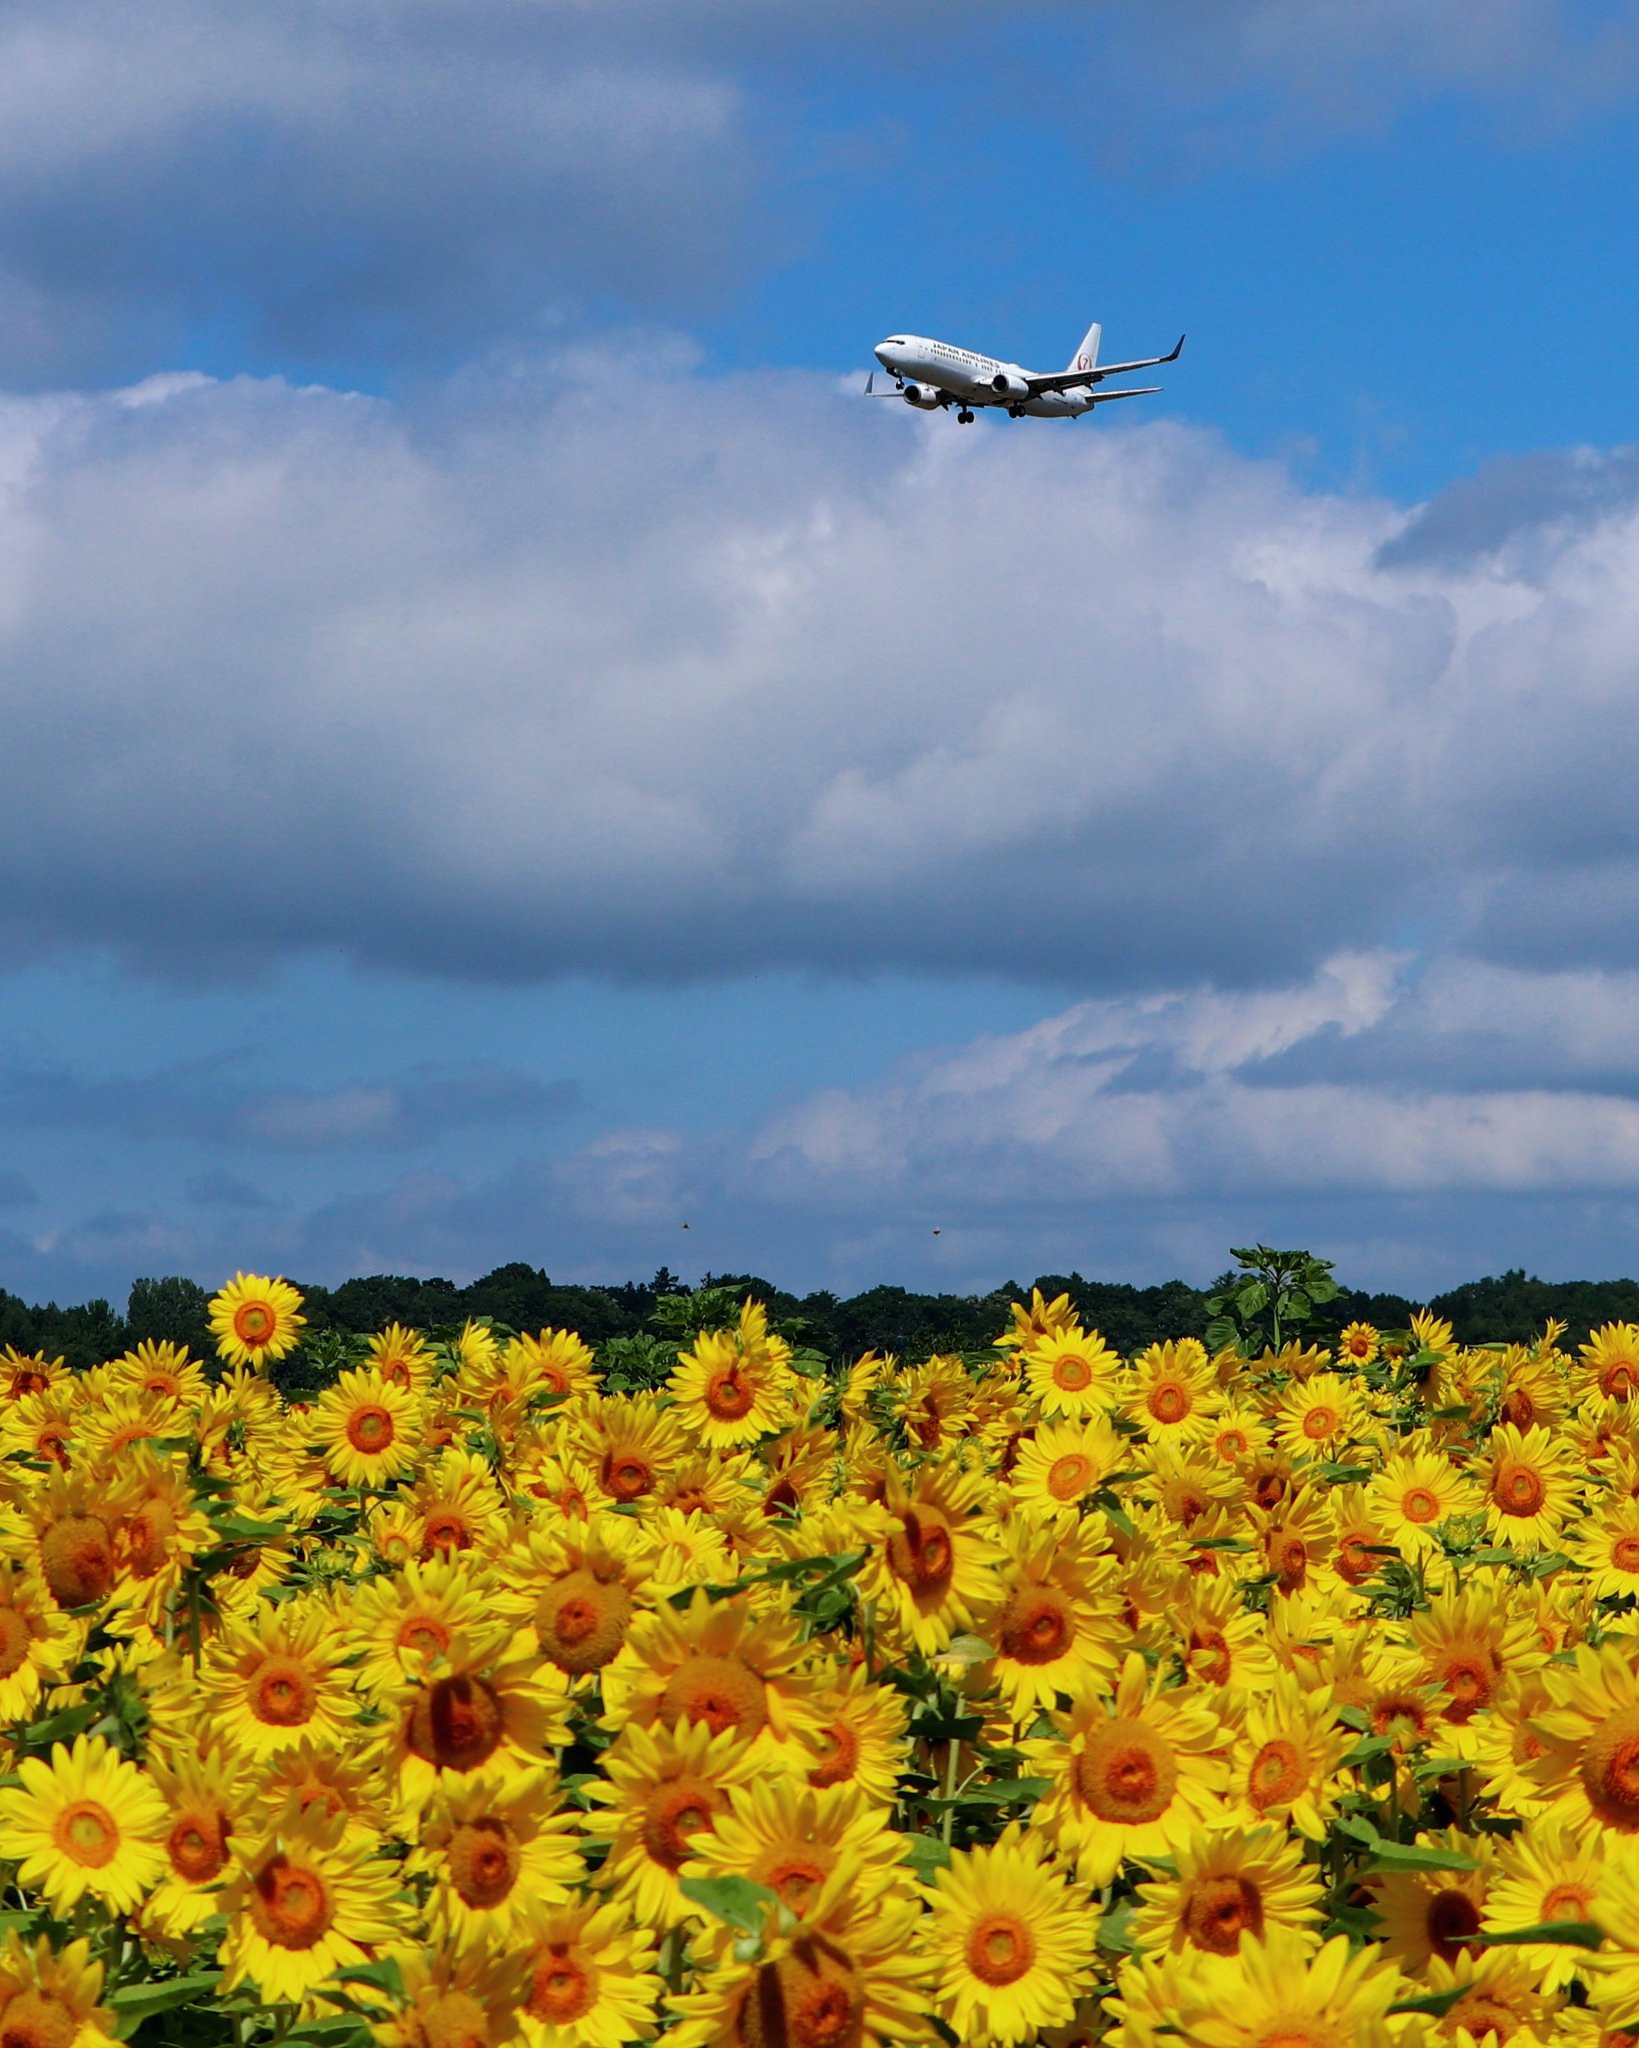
1067,321 -> 1101,375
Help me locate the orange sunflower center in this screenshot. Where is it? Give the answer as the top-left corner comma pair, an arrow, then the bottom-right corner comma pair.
1302,1404 -> 1339,1441
0,1607 -> 33,1678
640,1774 -> 721,1869
412,1991 -> 490,2048
1580,1704 -> 1639,1827
996,1589 -> 1072,1665
660,1653 -> 768,1741
965,1912 -> 1035,1986
1502,1387 -> 1537,1428
249,1852 -> 335,1951
1248,1737 -> 1305,1811
1183,1874 -> 1264,1955
1446,1993 -> 1519,2041
233,1301 -> 278,1347
1074,1720 -> 1179,1825
886,1508 -> 955,1603
737,1939 -> 865,2048
1336,1532 -> 1378,1586
1266,1530 -> 1309,1593
528,1945 -> 599,2026
538,1570 -> 631,1674
1400,1486 -> 1442,1525
125,1499 -> 177,1577
398,1613 -> 453,1659
705,1367 -> 757,1422
421,1510 -> 476,1558
251,1655 -> 318,1729
1603,1361 -> 1638,1400
406,1673 -> 506,1773
756,1848 -> 835,1913
1436,1646 -> 1498,1722
1147,1380 -> 1191,1425
38,1513 -> 115,1607
1187,1626 -> 1232,1686
1543,1881 -> 1593,1920
1493,1460 -> 1547,1516
52,1798 -> 118,1868
168,1803 -> 231,1883
1426,1888 -> 1483,1962
447,1816 -> 521,1909
345,1404 -> 395,1454
1614,1537 -> 1639,1574
0,1990 -> 79,2048
807,1719 -> 860,1791
1052,1354 -> 1093,1391
1046,1453 -> 1094,1501
602,1449 -> 655,1503
1371,1692 -> 1431,1746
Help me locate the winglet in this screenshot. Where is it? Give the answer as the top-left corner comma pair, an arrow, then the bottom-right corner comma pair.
866,372 -> 874,394
1166,334 -> 1186,363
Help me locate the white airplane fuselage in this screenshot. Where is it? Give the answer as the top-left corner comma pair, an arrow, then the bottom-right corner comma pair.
873,335 -> 1093,417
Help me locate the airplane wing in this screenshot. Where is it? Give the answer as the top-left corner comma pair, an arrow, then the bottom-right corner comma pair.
1084,385 -> 1160,404
1024,334 -> 1184,397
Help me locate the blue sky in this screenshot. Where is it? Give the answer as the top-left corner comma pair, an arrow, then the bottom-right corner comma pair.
5,0 -> 1639,1308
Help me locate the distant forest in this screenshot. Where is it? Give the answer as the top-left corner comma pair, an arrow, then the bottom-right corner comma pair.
6,1261 -> 1639,1377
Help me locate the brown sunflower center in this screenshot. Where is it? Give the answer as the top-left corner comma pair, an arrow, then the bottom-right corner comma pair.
996,1590 -> 1072,1666
249,1853 -> 335,1950
1543,1881 -> 1593,1920
421,1511 -> 475,1557
0,1607 -> 33,1678
251,1655 -> 318,1729
737,1940 -> 865,2048
345,1404 -> 395,1454
38,1513 -> 115,1607
406,1673 -> 506,1773
1580,1704 -> 1639,1827
639,1774 -> 721,1869
1603,1361 -> 1638,1400
538,1570 -> 631,1674
1426,1888 -> 1483,1962
807,1720 -> 859,1791
398,1614 -> 453,1659
1046,1453 -> 1094,1502
233,1301 -> 277,1346
1371,1692 -> 1431,1746
602,1450 -> 655,1503
705,1367 -> 757,1421
124,1498 -> 177,1577
756,1849 -> 834,1913
1446,1993 -> 1518,2041
1401,1486 -> 1441,1525
1184,1874 -> 1264,1955
1502,1387 -> 1537,1428
886,1508 -> 955,1602
1215,1428 -> 1248,1460
1436,1648 -> 1498,1722
1187,1627 -> 1232,1687
1493,1460 -> 1546,1516
1148,1381 -> 1190,1425
168,1803 -> 230,1882
1302,1408 -> 1338,1440
52,1798 -> 118,1868
1248,1739 -> 1304,1810
1267,1532 -> 1309,1593
409,1990 -> 489,2048
1052,1354 -> 1093,1391
0,1990 -> 79,2048
1073,1721 -> 1179,1825
660,1653 -> 768,1740
528,1946 -> 599,2026
965,1912 -> 1036,1987
1615,1537 -> 1639,1574
447,1816 -> 520,1909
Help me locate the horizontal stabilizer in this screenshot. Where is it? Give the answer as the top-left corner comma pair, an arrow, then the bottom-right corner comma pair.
1087,385 -> 1160,404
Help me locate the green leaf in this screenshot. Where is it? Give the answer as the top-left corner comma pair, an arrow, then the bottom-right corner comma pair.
922,1777 -> 1050,1811
1476,1921 -> 1603,1951
331,1957 -> 406,1997
1389,1987 -> 1472,2020
1236,1282 -> 1269,1317
1317,1462 -> 1372,1484
1365,1840 -> 1481,1874
903,1834 -> 951,1883
1203,1318 -> 1238,1352
679,1874 -> 779,1936
108,1974 -> 222,2025
1285,1288 -> 1312,1320
1339,1735 -> 1397,1769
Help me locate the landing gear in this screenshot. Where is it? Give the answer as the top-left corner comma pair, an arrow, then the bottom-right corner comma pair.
957,408 -> 975,424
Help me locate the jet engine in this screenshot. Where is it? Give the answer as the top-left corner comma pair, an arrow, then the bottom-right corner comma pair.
903,383 -> 943,410
990,371 -> 1030,399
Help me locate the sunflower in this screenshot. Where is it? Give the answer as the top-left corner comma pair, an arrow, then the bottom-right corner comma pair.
1250,1487 -> 1338,1600
1477,1421 -> 1581,1551
0,1733 -> 168,1915
218,1810 -> 408,2008
382,1638 -> 573,1814
361,1322 -> 438,1397
602,1588 -> 821,1763
1367,1444 -> 1478,1562
838,1350 -> 890,1426
1000,1289 -> 1080,1352
409,1447 -> 509,1560
1386,1586 -> 1547,1758
1170,1575 -> 1279,1697
1131,1822 -> 1325,1962
1566,1498 -> 1639,1600
893,1356 -> 977,1452
514,1896 -> 661,2048
1586,1844 -> 1639,2026
1272,1373 -> 1366,1463
980,1516 -> 1124,1720
367,1940 -> 530,2048
109,1338 -> 209,1407
0,1933 -> 114,2048
1416,1948 -> 1564,2045
1202,1402 -> 1272,1469
799,1665 -> 911,1806
0,1559 -> 79,1722
642,1505 -> 736,1591
0,1385 -> 77,1471
1022,1327 -> 1120,1419
103,1450 -> 216,1636
0,1346 -> 63,1401
573,1396 -> 688,1510
861,1458 -> 1003,1658
1180,1929 -> 1407,2048
670,1302 -> 795,1450
665,1865 -> 931,2048
138,1744 -> 249,1939
72,1390 -> 175,1470
345,1554 -> 519,1698
1497,1347 -> 1567,1434
683,1777 -> 908,1920
1228,1672 -> 1348,1842
208,1273 -> 306,1370
1368,1827 -> 1495,1970
1010,1417 -> 1126,1521
1526,1640 -> 1639,1837
1484,1821 -> 1605,1993
1338,1321 -> 1380,1368
20,1468 -> 120,1611
413,1765 -> 583,1944
192,1596 -> 358,1762
926,1828 -> 1095,2045
1140,1443 -> 1241,1531
1025,1651 -> 1230,1887
1578,1324 -> 1639,1405
310,1367 -> 423,1490
587,1718 -> 762,1929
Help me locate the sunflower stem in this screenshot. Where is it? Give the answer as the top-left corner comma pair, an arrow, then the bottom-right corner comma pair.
941,1733 -> 961,1845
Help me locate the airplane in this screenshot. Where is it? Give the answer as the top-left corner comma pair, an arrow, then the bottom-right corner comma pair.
866,320 -> 1183,423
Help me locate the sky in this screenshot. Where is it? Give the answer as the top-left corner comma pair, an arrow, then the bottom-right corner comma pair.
5,0 -> 1639,1309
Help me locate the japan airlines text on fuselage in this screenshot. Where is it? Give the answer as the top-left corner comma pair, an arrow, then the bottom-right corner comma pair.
869,321 -> 1183,422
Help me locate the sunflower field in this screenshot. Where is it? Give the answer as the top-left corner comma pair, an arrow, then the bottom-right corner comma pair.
9,1273 -> 1639,2047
